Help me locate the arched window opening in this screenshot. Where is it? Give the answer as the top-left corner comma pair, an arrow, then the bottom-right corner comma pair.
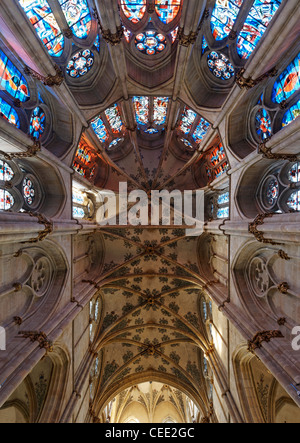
0,189 -> 15,210
121,0 -> 147,24
133,96 -> 169,135
72,135 -> 99,181
18,0 -> 65,57
0,160 -> 14,182
58,0 -> 92,40
177,106 -> 211,152
0,97 -> 20,128
211,0 -> 244,42
155,0 -> 181,25
72,182 -> 95,220
272,52 -> 300,105
91,103 -> 126,151
0,48 -> 30,103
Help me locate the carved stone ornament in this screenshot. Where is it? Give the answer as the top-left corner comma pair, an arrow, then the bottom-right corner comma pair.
178,27 -> 198,47
277,282 -> 290,294
18,331 -> 53,352
236,66 -> 278,90
248,213 -> 279,246
23,212 -> 53,244
277,250 -> 291,261
24,65 -> 64,87
0,139 -> 41,161
101,25 -> 124,46
258,142 -> 298,162
247,330 -> 284,353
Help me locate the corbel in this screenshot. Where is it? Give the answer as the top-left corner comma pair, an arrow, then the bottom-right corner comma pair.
236,66 -> 278,90
247,330 -> 284,353
22,212 -> 53,244
18,331 -> 54,352
0,139 -> 41,160
258,142 -> 298,162
24,65 -> 64,87
248,213 -> 279,245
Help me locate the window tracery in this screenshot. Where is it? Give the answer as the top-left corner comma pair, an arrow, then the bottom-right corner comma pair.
133,96 -> 169,135
91,103 -> 126,151
176,106 -> 211,152
72,183 -> 95,220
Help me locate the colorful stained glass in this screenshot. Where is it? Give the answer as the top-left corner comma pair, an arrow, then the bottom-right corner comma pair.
287,190 -> 300,211
73,161 -> 86,177
73,206 -> 85,218
0,98 -> 20,128
19,0 -> 64,57
75,143 -> 94,165
23,177 -> 35,205
255,108 -> 272,141
207,51 -> 235,80
0,189 -> 14,210
144,128 -> 159,134
272,52 -> 300,104
94,35 -> 100,52
282,99 -> 300,127
264,176 -> 279,207
215,161 -> 229,178
30,107 -> 46,140
0,161 -> 14,182
289,163 -> 300,183
66,49 -> 94,78
180,138 -> 194,150
237,0 -> 282,59
121,0 -> 147,24
211,0 -> 244,41
91,115 -> 109,143
155,0 -> 181,24
108,138 -> 124,150
133,96 -> 149,126
58,0 -> 91,39
73,189 -> 85,204
179,107 -> 197,134
210,143 -> 226,167
105,104 -> 124,134
171,27 -> 179,43
202,37 -> 208,54
218,192 -> 230,205
135,31 -> 167,56
0,50 -> 30,102
192,118 -> 211,145
217,207 -> 229,219
124,28 -> 132,43
154,97 -> 169,125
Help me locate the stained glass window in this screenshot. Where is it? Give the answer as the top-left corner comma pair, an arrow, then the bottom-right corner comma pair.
94,35 -> 100,52
121,0 -> 147,24
0,189 -> 14,210
155,0 -> 181,24
124,28 -> 132,43
66,49 -> 94,78
237,0 -> 282,60
192,118 -> 211,145
91,115 -> 109,144
73,206 -> 85,218
282,99 -> 300,127
210,143 -> 226,167
255,108 -> 272,141
154,97 -> 169,125
105,104 -> 124,134
180,138 -> 194,150
218,192 -> 230,205
73,137 -> 97,180
171,27 -> 179,43
215,162 -> 229,177
144,128 -> 159,134
211,0 -> 244,41
179,107 -> 197,134
133,96 -> 149,126
263,176 -> 279,207
0,98 -> 20,128
0,49 -> 30,102
135,31 -> 167,56
23,177 -> 35,205
207,52 -> 235,80
108,138 -> 124,150
19,0 -> 64,57
289,163 -> 300,183
217,206 -> 230,219
272,52 -> 300,104
0,161 -> 14,182
30,107 -> 46,140
202,37 -> 208,54
73,189 -> 85,204
58,0 -> 92,39
287,190 -> 300,211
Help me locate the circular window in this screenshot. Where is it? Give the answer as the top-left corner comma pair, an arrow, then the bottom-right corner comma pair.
23,177 -> 35,206
135,31 -> 167,56
30,107 -> 46,140
66,50 -> 95,78
261,175 -> 279,209
255,108 -> 272,141
207,52 -> 235,80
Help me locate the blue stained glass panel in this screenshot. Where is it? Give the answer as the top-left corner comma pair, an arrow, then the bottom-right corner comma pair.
217,207 -> 229,219
0,50 -> 30,103
91,115 -> 109,143
282,100 -> 300,127
255,108 -> 272,141
58,0 -> 91,39
0,161 -> 14,182
287,191 -> 300,212
0,98 -> 20,128
30,107 -> 46,140
19,0 -> 64,57
211,0 -> 244,41
155,0 -> 181,24
154,97 -> 169,125
272,53 -> 300,104
192,118 -> 211,144
0,189 -> 15,211
121,0 -> 147,24
218,192 -> 230,205
237,0 -> 282,59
